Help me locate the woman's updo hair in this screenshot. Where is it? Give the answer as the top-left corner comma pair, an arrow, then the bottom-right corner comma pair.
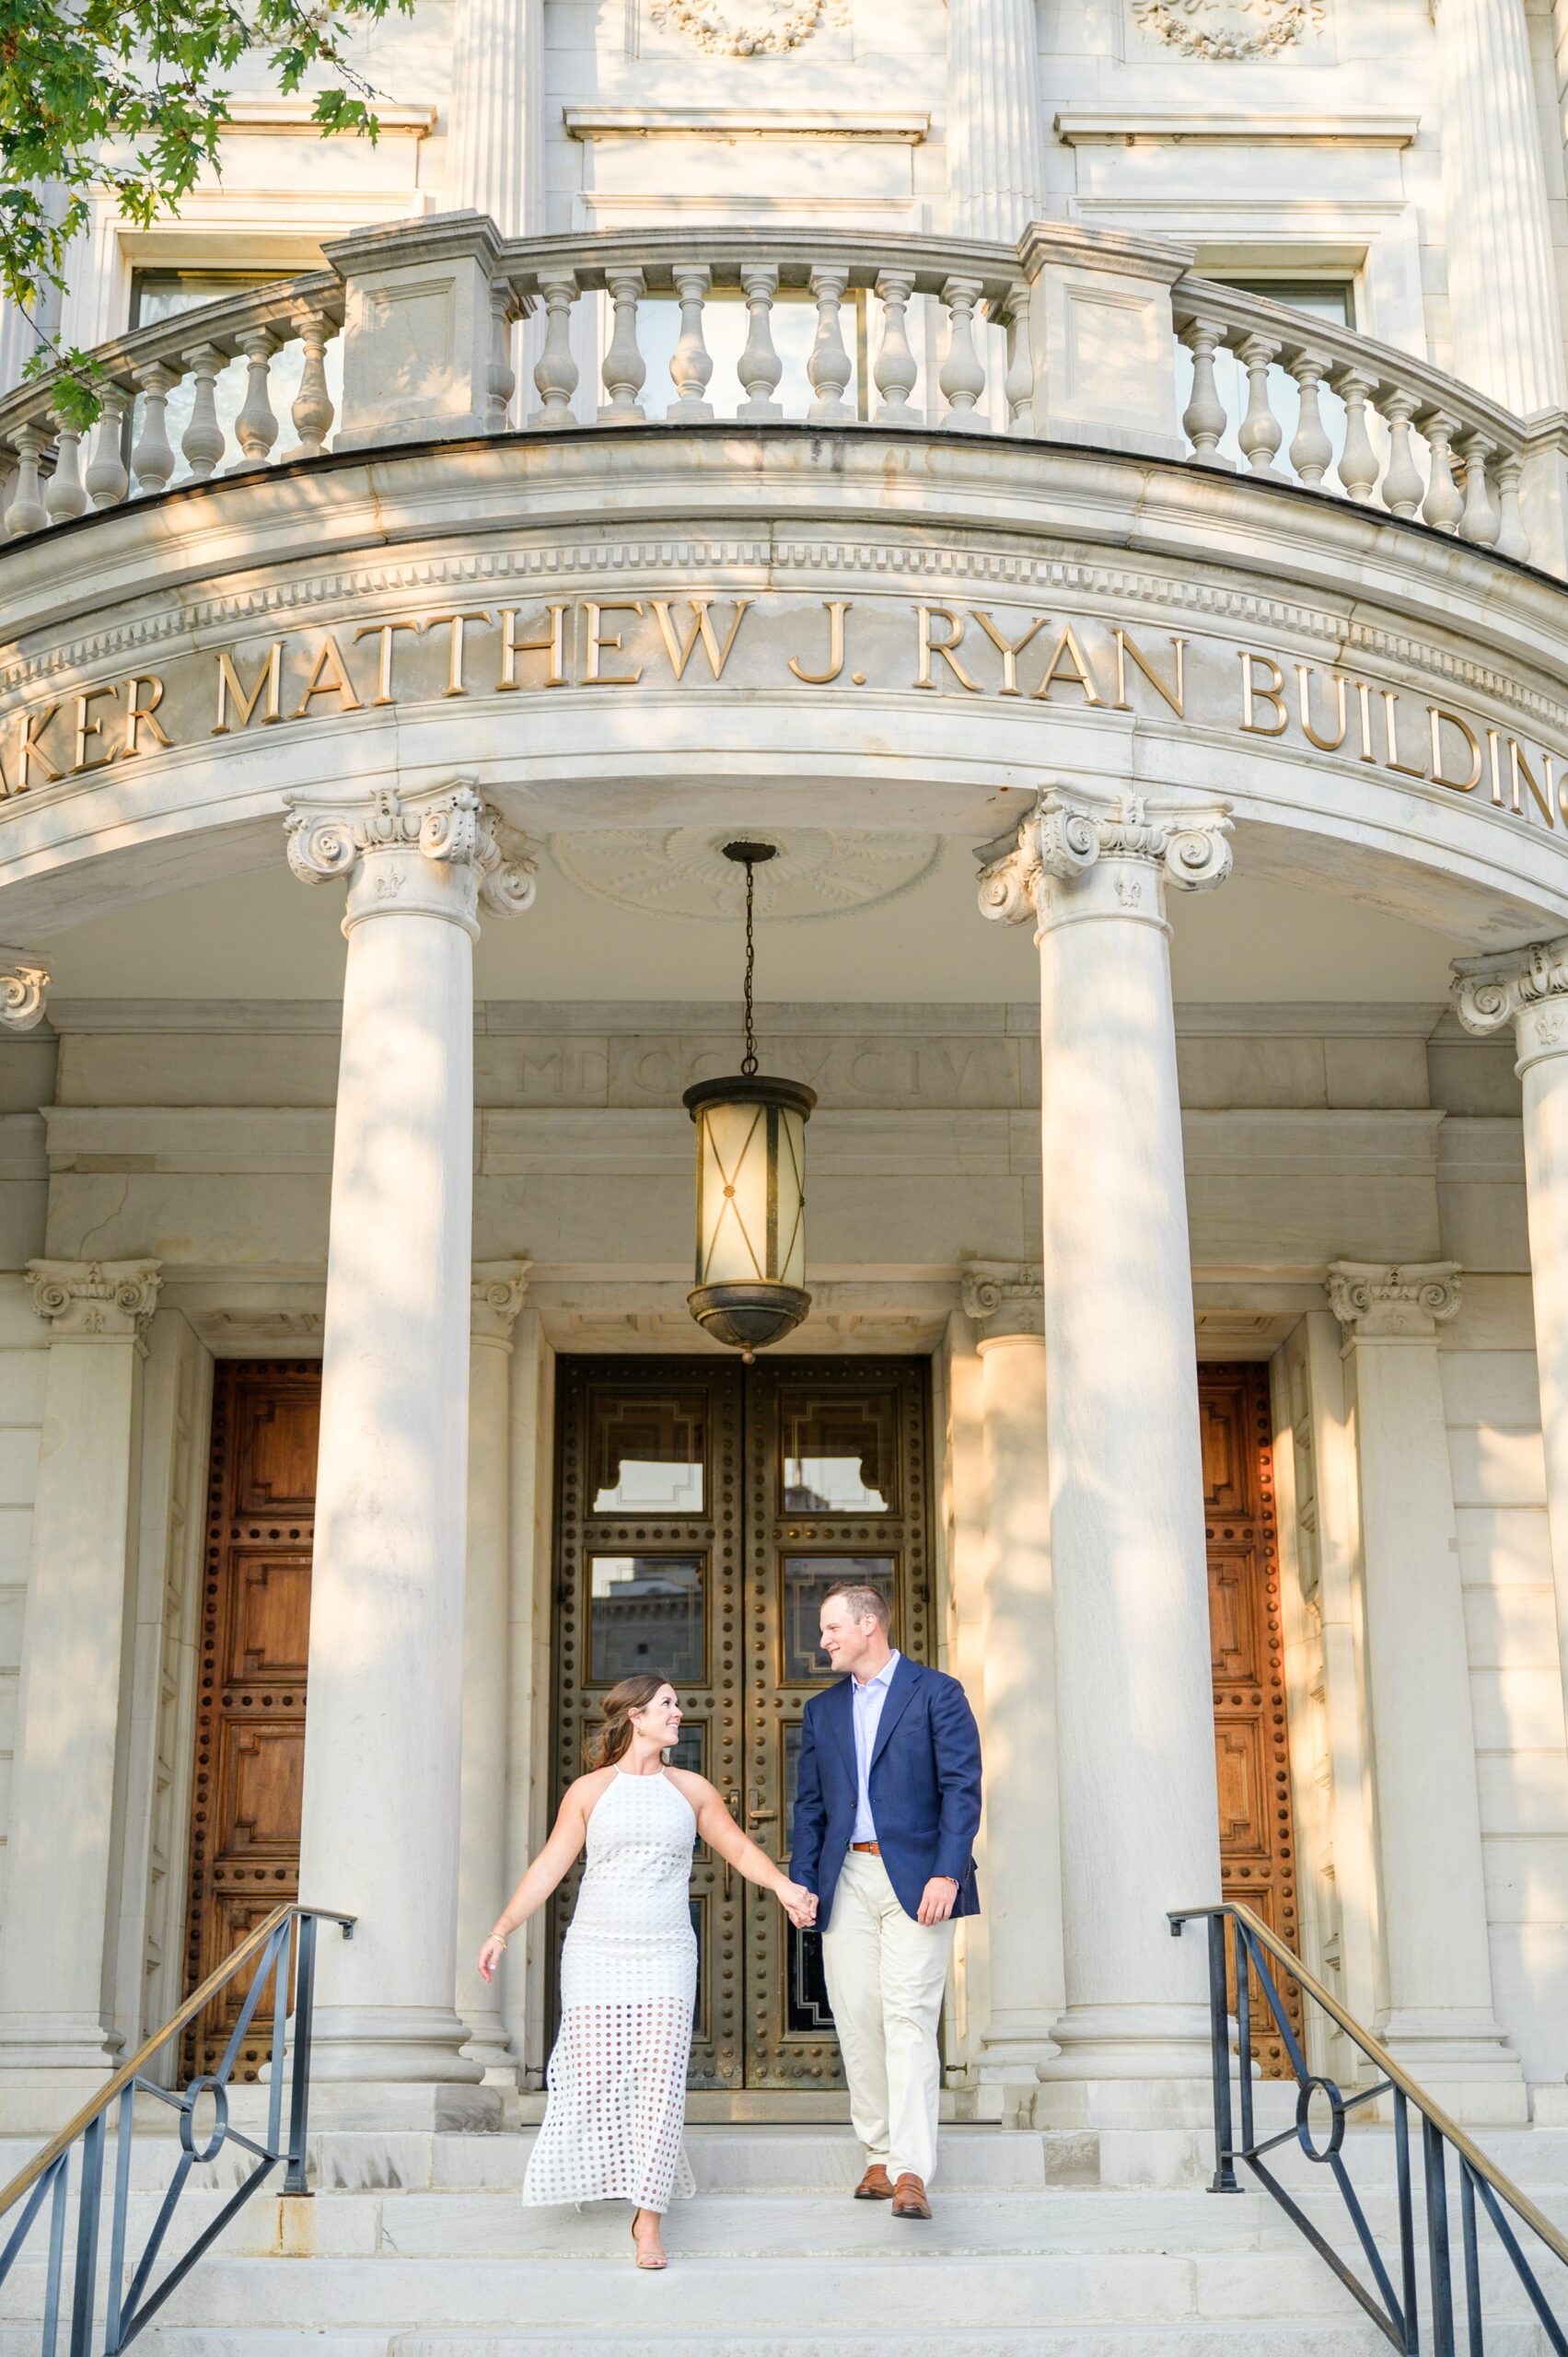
587,1671 -> 672,1771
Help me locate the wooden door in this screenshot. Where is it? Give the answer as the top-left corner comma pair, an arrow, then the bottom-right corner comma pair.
182,1363 -> 319,2081
1202,1362 -> 1304,2077
550,1357 -> 932,2091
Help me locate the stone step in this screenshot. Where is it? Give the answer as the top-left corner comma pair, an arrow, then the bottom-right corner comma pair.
107,2328 -> 1557,2357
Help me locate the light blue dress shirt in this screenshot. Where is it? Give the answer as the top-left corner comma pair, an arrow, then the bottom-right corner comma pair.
850,1650 -> 901,1843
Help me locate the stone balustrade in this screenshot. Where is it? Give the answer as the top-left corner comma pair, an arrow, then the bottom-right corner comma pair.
1,213 -> 1563,578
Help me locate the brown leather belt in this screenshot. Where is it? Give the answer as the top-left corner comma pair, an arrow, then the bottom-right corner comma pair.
850,1840 -> 881,1854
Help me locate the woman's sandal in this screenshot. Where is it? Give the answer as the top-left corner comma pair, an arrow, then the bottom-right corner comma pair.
631,2214 -> 668,2270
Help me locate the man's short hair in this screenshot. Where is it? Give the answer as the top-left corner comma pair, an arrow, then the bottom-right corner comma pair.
821,1582 -> 891,1633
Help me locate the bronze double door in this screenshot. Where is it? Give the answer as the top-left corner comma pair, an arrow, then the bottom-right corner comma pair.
551,1355 -> 932,2090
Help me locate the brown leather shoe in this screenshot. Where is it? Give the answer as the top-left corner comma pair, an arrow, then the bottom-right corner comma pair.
891,2171 -> 932,2218
854,2164 -> 895,2200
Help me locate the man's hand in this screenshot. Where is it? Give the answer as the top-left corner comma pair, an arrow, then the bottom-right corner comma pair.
779,1879 -> 819,1929
916,1876 -> 958,1926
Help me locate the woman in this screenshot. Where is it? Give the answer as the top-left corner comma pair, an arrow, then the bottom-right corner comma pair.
478,1669 -> 817,2271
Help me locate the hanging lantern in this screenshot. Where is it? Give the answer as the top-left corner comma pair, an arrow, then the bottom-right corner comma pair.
683,842 -> 816,1357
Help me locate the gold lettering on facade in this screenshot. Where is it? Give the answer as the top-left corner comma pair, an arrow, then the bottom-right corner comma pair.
293,634 -> 362,716
213,644 -> 285,735
1488,728 -> 1506,808
1353,679 -> 1376,764
1030,626 -> 1103,704
1509,737 -> 1556,827
1240,651 -> 1288,735
121,678 -> 171,758
17,707 -> 60,785
584,601 -> 645,686
1380,690 -> 1427,780
423,610 -> 489,698
353,621 -> 421,708
1295,666 -> 1349,754
1113,631 -> 1186,717
787,600 -> 851,685
498,605 -> 568,690
72,684 -> 120,773
649,597 -> 753,681
914,606 -> 981,691
970,610 -> 1049,697
1430,707 -> 1483,792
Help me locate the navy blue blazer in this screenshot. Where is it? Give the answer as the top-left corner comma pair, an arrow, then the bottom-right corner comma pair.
789,1655 -> 982,1932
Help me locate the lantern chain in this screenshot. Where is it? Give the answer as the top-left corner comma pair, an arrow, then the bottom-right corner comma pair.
741,855 -> 758,1077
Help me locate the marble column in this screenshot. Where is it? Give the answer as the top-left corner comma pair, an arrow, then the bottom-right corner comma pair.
963,1266 -> 1063,2116
1454,939 -> 1568,1749
946,0 -> 1047,242
448,0 -> 545,233
0,1260 -> 160,2119
979,784 -> 1230,2121
1435,0 -> 1566,418
1326,1261 -> 1525,2119
459,1260 -> 529,2081
286,784 -> 535,2087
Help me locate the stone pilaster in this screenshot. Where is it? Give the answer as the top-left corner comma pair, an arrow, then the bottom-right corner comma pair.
0,949 -> 48,1033
1454,937 -> 1568,1759
286,783 -> 534,2097
1327,1260 -> 1526,2119
1435,0 -> 1566,416
0,1261 -> 160,2122
447,0 -> 545,233
459,1260 -> 530,2081
979,785 -> 1230,2123
947,0 -> 1047,241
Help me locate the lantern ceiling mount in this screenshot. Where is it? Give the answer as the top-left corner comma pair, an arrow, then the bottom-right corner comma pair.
682,840 -> 815,1358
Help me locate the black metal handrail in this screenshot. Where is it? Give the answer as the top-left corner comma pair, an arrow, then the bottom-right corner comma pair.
1171,1900 -> 1567,2354
0,1900 -> 354,2355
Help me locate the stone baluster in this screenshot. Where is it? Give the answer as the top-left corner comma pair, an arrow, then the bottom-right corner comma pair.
285,783 -> 537,2096
5,424 -> 49,537
85,388 -> 130,509
939,276 -> 988,433
1002,281 -> 1035,435
529,270 -> 580,428
1333,368 -> 1379,505
737,264 -> 784,423
180,343 -> 226,482
1494,452 -> 1530,563
232,330 -> 280,469
131,363 -> 178,493
1458,433 -> 1501,546
457,1261 -> 531,2077
1179,319 -> 1228,466
668,265 -> 715,424
1285,350 -> 1332,488
978,784 -> 1233,2119
807,265 -> 854,425
43,414 -> 85,523
872,270 -> 919,427
599,265 -> 647,424
487,282 -> 518,434
290,308 -> 337,459
1420,411 -> 1465,534
1236,333 -> 1282,476
1376,389 -> 1425,520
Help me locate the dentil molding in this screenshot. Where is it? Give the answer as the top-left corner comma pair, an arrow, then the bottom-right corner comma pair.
976,784 -> 1233,932
27,1259 -> 162,1341
1325,1260 -> 1462,1341
0,947 -> 48,1033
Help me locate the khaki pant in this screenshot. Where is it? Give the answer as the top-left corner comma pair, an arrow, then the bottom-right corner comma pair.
820,1848 -> 954,2185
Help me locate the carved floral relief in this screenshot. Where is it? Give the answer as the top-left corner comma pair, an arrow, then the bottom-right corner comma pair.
647,0 -> 842,55
1131,0 -> 1325,59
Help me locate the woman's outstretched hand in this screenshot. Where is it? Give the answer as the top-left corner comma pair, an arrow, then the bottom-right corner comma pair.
477,1934 -> 507,1983
777,1879 -> 818,1929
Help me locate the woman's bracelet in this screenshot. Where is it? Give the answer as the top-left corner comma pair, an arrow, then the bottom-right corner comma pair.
489,1931 -> 508,1949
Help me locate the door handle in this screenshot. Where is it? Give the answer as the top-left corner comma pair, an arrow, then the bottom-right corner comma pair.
748,1807 -> 776,1826
721,1791 -> 743,1899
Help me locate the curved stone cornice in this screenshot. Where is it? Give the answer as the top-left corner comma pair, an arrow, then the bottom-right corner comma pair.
285,781 -> 537,934
27,1258 -> 162,1341
1325,1259 -> 1463,1341
1451,937 -> 1568,1072
0,947 -> 48,1033
471,1260 -> 531,1345
977,784 -> 1233,935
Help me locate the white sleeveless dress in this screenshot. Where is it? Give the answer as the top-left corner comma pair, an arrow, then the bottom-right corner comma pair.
522,1767 -> 699,2212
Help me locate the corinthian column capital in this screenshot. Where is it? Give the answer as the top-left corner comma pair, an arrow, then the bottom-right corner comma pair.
977,785 -> 1232,935
1326,1260 -> 1463,1342
27,1258 -> 162,1341
285,780 -> 537,936
470,1259 -> 530,1347
1452,936 -> 1568,1071
0,947 -> 49,1033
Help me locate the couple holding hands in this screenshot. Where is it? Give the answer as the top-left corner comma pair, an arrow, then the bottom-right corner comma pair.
477,1582 -> 983,2270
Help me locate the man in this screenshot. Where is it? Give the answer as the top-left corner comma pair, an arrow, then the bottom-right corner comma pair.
790,1583 -> 982,2221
